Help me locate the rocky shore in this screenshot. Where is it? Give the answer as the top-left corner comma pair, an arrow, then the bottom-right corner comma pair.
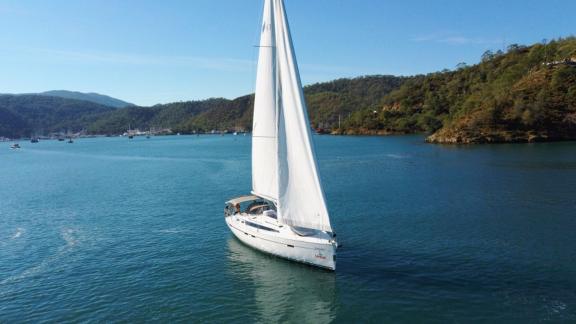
426,128 -> 574,144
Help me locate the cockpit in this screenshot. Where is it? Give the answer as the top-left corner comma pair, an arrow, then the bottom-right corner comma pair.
225,195 -> 277,219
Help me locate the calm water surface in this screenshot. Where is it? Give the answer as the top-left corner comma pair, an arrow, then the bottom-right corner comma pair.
1,135 -> 575,322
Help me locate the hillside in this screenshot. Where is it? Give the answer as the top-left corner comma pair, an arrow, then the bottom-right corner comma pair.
304,76 -> 407,130
41,90 -> 134,108
0,75 -> 404,137
87,98 -> 238,134
341,37 -> 576,143
85,75 -> 406,135
2,38 -> 575,143
0,95 -> 114,138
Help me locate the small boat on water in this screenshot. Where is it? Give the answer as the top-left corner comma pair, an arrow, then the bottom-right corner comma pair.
10,143 -> 21,149
58,138 -> 65,141
30,138 -> 39,143
127,123 -> 134,139
224,0 -> 338,270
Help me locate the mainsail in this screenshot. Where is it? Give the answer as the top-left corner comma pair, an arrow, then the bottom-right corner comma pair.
252,0 -> 332,232
251,0 -> 278,202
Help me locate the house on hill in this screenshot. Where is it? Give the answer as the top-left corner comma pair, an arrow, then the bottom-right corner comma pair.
544,57 -> 576,67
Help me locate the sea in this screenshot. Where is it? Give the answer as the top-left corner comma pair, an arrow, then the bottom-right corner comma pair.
1,135 -> 575,322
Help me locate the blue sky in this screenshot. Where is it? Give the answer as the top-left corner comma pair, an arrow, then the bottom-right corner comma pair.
1,0 -> 575,106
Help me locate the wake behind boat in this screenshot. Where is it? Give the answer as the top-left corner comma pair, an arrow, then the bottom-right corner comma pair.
224,0 -> 338,270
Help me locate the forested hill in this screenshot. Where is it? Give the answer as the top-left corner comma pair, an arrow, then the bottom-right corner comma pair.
86,75 -> 405,134
41,90 -> 134,108
341,37 -> 576,143
0,95 -> 114,138
303,76 -> 407,130
0,75 -> 405,137
2,37 -> 575,143
87,98 -> 249,134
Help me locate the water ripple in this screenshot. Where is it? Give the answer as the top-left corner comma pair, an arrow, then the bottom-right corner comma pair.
0,228 -> 81,290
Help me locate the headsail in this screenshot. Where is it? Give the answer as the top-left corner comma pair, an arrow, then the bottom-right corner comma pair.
251,0 -> 278,202
274,0 -> 332,232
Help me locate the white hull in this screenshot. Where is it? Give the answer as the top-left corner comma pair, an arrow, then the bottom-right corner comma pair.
225,214 -> 336,270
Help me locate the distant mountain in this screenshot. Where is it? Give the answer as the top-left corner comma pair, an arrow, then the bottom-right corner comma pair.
0,95 -> 114,138
41,90 -> 134,108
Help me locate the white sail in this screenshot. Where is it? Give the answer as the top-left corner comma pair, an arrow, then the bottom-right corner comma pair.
274,0 -> 332,232
251,0 -> 278,202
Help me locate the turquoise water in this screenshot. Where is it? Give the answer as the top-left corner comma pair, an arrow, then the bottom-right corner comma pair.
1,135 -> 575,322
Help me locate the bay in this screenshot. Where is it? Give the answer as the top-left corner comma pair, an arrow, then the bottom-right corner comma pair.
1,135 -> 575,322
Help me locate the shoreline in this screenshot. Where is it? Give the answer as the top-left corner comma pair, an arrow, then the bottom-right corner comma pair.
4,131 -> 576,145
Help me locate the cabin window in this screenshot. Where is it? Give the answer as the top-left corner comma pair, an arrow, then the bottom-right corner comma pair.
245,221 -> 279,233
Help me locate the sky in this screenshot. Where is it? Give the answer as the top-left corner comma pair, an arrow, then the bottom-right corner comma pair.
0,0 -> 575,106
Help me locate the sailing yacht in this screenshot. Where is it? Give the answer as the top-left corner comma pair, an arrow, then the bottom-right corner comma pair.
224,0 -> 338,270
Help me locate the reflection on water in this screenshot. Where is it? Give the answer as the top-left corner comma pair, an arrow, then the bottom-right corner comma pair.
226,238 -> 337,323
